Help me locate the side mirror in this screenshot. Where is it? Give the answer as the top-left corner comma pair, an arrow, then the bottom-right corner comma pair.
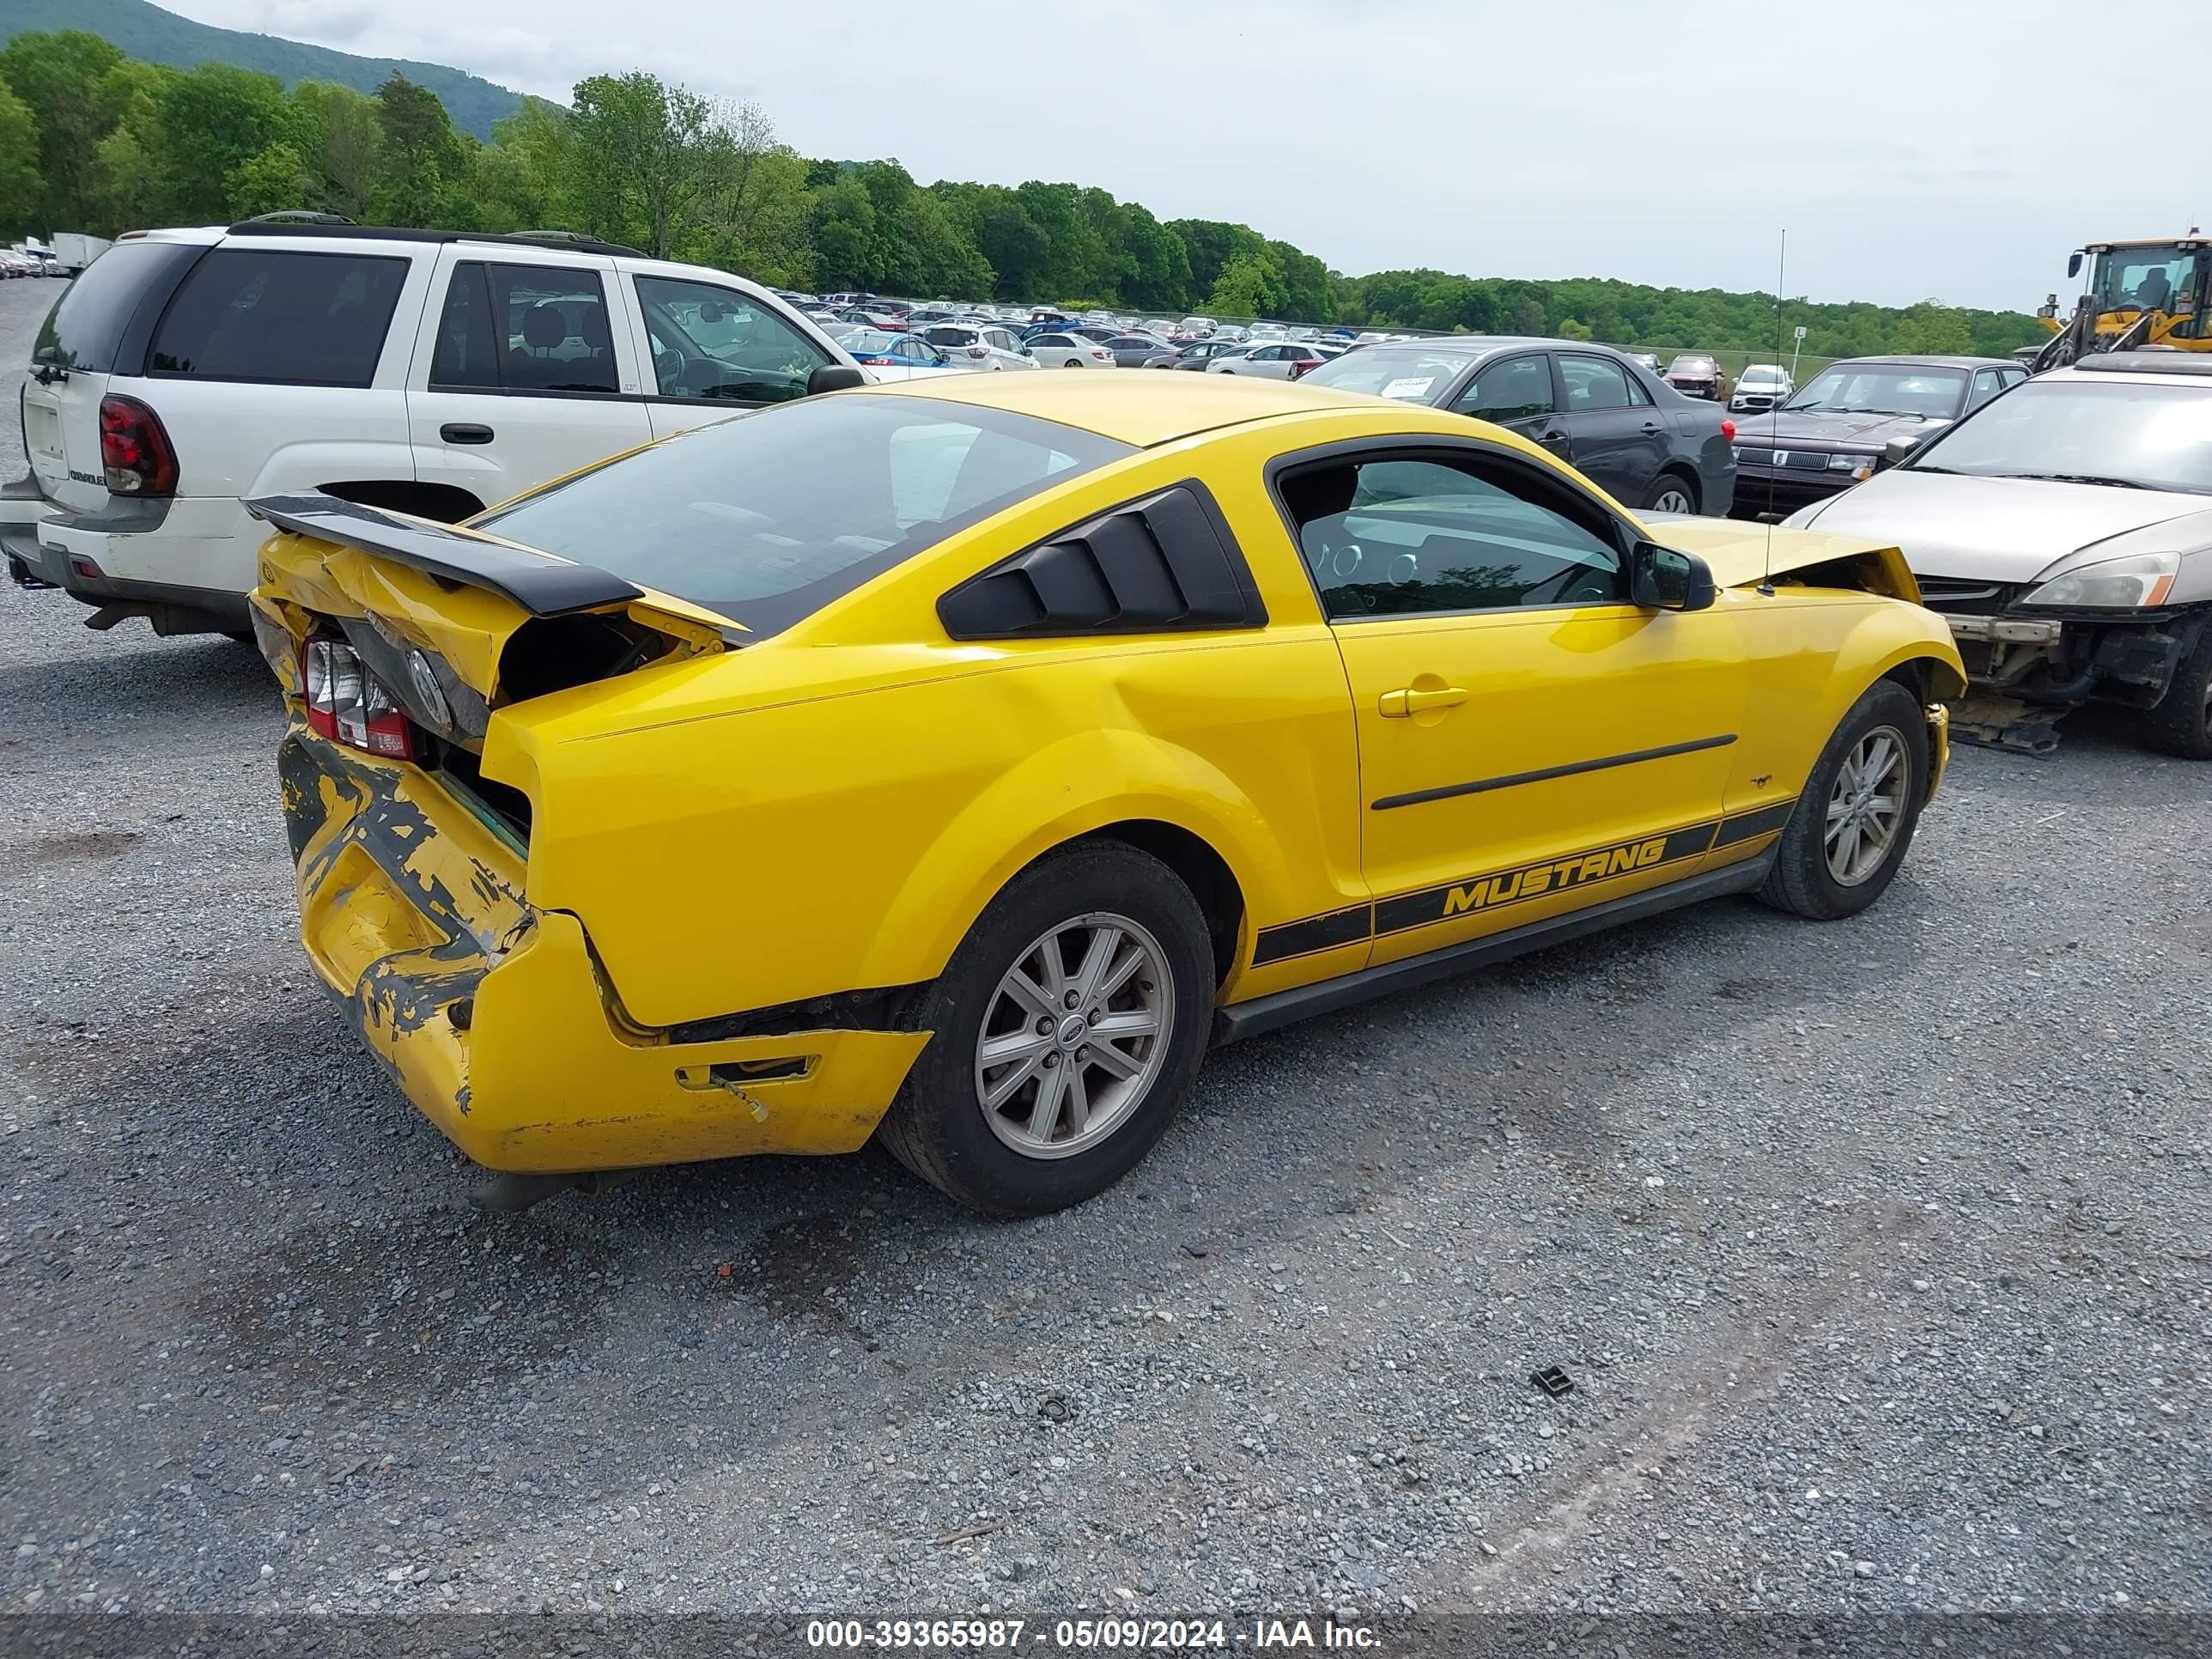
1631,543 -> 1717,612
808,364 -> 867,395
1873,431 -> 1924,473
2066,251 -> 2084,280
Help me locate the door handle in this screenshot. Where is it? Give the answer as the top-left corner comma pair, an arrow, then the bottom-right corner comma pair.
1640,421 -> 1663,432
1541,428 -> 1568,443
440,422 -> 495,445
1379,685 -> 1468,718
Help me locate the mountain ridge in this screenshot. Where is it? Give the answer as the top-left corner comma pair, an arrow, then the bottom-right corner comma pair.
0,0 -> 525,139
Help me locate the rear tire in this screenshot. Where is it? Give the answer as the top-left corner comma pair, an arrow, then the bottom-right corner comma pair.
2142,623 -> 2212,759
1759,678 -> 1929,920
1644,471 -> 1699,514
877,842 -> 1214,1216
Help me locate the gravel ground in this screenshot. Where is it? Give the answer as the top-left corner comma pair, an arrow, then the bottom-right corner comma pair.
0,275 -> 2206,1628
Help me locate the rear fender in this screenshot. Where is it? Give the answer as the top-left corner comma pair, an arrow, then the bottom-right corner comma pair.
856,727 -> 1289,993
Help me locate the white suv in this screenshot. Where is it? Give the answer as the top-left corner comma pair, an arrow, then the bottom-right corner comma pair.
3,222 -> 862,638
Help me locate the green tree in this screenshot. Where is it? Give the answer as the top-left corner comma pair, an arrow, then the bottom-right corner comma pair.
0,30 -> 125,227
1558,317 -> 1593,340
154,64 -> 301,222
566,70 -> 732,256
226,140 -> 313,219
291,81 -> 381,220
810,173 -> 878,289
371,74 -> 472,228
0,82 -> 40,237
1207,248 -> 1285,319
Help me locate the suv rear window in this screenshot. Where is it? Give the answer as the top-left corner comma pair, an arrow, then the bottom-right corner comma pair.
149,248 -> 407,386
31,240 -> 205,374
476,392 -> 1133,636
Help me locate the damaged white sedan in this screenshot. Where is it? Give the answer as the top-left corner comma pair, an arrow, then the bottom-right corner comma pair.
1790,353 -> 2212,757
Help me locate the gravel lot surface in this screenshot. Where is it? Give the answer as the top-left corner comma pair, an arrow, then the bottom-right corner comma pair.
0,276 -> 2206,1627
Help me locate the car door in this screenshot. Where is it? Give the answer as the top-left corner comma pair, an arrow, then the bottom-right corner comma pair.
1447,352 -> 1570,464
1275,440 -> 1747,969
407,249 -> 652,511
1554,352 -> 1669,506
624,270 -> 836,438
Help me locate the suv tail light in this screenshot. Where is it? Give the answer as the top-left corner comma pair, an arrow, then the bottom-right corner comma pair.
967,346 -> 988,358
1721,418 -> 1736,441
1290,356 -> 1321,378
99,395 -> 179,496
302,636 -> 413,760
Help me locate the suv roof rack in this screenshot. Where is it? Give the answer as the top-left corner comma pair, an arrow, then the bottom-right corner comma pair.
222,220 -> 647,258
237,210 -> 359,226
2075,351 -> 2212,377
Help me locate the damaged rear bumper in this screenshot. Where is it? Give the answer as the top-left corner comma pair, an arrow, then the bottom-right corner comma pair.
282,727 -> 928,1174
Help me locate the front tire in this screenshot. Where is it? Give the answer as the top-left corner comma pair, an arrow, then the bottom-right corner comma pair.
877,842 -> 1215,1215
2142,623 -> 2212,759
1759,678 -> 1929,920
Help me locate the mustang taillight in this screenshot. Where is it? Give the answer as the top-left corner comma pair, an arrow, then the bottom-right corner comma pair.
302,636 -> 412,760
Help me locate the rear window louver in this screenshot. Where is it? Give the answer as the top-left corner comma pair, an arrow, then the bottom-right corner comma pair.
937,481 -> 1267,640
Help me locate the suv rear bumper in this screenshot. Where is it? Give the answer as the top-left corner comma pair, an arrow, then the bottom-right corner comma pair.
1,475 -> 252,630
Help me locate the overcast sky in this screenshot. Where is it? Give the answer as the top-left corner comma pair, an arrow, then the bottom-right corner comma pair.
167,0 -> 2209,311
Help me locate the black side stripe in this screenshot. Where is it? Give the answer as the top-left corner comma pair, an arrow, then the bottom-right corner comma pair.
1373,821 -> 1721,937
1371,734 -> 1738,811
1249,799 -> 1798,964
1712,799 -> 1796,846
1251,903 -> 1372,967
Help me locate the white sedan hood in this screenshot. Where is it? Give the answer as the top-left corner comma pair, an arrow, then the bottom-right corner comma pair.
1787,470 -> 2212,582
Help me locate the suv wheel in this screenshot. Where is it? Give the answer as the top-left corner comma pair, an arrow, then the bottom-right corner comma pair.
877,842 -> 1214,1215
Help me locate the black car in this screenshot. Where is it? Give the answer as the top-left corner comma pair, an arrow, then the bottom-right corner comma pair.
1298,337 -> 1737,515
1727,355 -> 2030,521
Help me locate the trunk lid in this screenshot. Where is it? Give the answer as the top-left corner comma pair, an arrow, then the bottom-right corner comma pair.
21,368 -> 110,514
248,493 -> 730,755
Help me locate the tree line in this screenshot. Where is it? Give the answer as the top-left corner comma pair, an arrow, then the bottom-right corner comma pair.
0,30 -> 2044,359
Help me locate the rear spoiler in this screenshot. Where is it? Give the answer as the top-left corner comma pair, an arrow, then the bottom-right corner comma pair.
246,492 -> 642,617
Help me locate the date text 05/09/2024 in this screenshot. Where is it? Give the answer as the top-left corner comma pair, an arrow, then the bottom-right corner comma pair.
804,1619 -> 1382,1650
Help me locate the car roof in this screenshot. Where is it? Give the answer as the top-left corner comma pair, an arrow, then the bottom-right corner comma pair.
1825,354 -> 2021,370
2059,353 -> 2212,383
836,368 -> 1413,447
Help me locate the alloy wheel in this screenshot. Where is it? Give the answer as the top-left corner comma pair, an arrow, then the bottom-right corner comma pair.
973,912 -> 1173,1159
1651,485 -> 1694,514
1825,726 -> 1907,885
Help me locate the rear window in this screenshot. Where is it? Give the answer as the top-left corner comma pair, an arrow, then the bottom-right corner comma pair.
1301,345 -> 1473,403
475,392 -> 1133,635
149,248 -> 407,386
31,240 -> 205,373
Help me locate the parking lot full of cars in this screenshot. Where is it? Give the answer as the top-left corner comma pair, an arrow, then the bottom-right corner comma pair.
2,235 -> 2210,1626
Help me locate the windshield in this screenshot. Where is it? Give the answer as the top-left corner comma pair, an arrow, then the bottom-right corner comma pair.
476,394 -> 1133,634
2088,243 -> 2203,314
1908,379 -> 2212,495
1301,346 -> 1470,402
1784,364 -> 1966,418
1739,366 -> 1787,386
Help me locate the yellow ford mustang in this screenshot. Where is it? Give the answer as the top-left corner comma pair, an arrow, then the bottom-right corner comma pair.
248,373 -> 1963,1214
